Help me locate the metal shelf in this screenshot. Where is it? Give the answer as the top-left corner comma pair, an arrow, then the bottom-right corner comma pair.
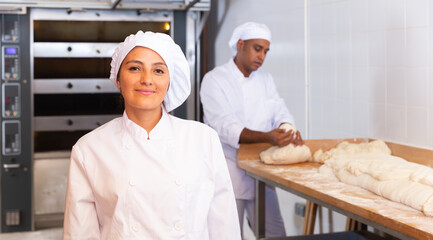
34,115 -> 121,131
34,42 -> 117,58
33,79 -> 118,94
0,0 -> 210,11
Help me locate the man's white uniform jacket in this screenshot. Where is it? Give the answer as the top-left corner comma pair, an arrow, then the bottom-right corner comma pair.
200,59 -> 295,200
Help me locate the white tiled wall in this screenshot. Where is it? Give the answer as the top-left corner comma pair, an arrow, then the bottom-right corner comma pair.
308,0 -> 433,150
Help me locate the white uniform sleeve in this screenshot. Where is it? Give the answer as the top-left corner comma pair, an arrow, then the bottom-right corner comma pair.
266,74 -> 296,129
63,146 -> 100,240
207,131 -> 241,239
200,74 -> 244,149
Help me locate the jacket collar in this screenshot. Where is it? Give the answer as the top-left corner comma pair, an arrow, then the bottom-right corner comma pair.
228,57 -> 258,80
121,109 -> 173,142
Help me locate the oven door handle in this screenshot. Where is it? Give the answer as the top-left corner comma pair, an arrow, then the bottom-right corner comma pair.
3,163 -> 21,169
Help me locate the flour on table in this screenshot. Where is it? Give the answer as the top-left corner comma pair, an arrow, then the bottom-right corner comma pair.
259,124 -> 311,165
317,142 -> 433,217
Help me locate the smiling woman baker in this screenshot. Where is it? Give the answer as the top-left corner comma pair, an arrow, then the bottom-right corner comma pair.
63,31 -> 241,240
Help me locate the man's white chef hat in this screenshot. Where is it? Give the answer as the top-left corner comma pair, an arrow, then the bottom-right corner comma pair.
110,30 -> 190,112
228,22 -> 272,51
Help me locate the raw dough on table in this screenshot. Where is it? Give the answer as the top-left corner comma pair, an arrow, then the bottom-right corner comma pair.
318,150 -> 433,216
259,124 -> 311,165
312,139 -> 391,163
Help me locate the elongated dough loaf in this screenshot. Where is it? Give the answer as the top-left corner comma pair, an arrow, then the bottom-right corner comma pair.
319,151 -> 433,216
259,124 -> 311,164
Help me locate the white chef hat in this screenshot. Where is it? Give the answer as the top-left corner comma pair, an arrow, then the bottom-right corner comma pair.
110,30 -> 190,112
228,22 -> 272,51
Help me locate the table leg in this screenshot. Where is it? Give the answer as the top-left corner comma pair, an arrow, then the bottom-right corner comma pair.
302,200 -> 318,235
346,218 -> 355,231
255,180 -> 265,240
346,218 -> 367,231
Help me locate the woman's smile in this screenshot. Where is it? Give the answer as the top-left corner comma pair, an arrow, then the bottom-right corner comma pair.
136,88 -> 156,95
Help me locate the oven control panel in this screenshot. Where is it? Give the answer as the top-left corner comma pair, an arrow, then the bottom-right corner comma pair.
0,13 -> 31,232
2,83 -> 20,118
2,121 -> 20,155
2,46 -> 20,80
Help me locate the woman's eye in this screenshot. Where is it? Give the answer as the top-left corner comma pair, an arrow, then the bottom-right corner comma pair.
155,69 -> 165,74
129,66 -> 139,71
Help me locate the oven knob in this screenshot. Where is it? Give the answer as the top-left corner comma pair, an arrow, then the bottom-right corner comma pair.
67,119 -> 74,126
67,82 -> 73,89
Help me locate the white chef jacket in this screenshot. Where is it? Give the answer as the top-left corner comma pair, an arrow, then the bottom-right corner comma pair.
200,58 -> 295,200
63,110 -> 241,240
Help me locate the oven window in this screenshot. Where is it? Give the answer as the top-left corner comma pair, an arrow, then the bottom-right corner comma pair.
34,93 -> 123,116
34,58 -> 111,79
34,131 -> 91,152
34,21 -> 170,42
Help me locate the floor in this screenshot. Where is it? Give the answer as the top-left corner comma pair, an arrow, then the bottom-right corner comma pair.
0,228 -> 63,240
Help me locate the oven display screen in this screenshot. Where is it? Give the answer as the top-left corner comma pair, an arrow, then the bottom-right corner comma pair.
5,47 -> 17,55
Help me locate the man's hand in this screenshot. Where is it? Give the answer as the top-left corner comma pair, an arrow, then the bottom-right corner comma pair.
292,130 -> 304,146
267,128 -> 294,147
239,127 -> 304,146
267,128 -> 304,147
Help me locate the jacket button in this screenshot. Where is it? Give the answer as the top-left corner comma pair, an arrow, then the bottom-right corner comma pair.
175,179 -> 182,186
132,223 -> 139,232
129,179 -> 136,186
174,221 -> 183,231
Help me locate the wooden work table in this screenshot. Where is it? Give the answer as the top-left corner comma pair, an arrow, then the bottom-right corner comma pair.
237,139 -> 433,240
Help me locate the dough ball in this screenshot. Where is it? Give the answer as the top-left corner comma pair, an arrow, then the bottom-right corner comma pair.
279,123 -> 297,136
260,144 -> 312,165
259,124 -> 311,165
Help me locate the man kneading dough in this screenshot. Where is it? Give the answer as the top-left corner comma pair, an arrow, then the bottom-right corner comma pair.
260,123 -> 311,164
